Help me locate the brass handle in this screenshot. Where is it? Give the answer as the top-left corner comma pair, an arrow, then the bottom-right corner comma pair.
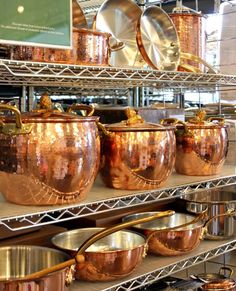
66,104 -> 94,116
108,36 -> 125,52
160,118 -> 179,126
180,52 -> 216,74
21,210 -> 175,282
219,266 -> 233,278
97,121 -> 114,137
0,104 -> 32,135
207,117 -> 225,125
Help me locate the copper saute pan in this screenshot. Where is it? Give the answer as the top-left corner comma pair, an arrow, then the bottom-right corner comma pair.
122,210 -> 236,256
0,210 -> 174,289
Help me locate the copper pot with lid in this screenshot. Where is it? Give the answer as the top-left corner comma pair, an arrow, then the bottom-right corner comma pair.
162,110 -> 228,176
0,94 -> 100,205
99,108 -> 176,190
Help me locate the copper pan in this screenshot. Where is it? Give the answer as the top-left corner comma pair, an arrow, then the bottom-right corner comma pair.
122,210 -> 236,256
0,210 -> 174,288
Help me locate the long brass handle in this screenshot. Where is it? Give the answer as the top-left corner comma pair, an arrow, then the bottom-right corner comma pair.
20,210 -> 175,282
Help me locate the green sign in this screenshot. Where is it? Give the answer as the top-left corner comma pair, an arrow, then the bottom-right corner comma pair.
0,0 -> 72,48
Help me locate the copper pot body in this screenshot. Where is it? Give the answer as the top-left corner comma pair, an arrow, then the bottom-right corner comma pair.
201,279 -> 236,291
52,228 -> 147,282
100,128 -> 176,190
122,212 -> 203,256
11,28 -> 113,66
0,246 -> 70,291
0,115 -> 100,205
169,13 -> 206,70
175,126 -> 228,176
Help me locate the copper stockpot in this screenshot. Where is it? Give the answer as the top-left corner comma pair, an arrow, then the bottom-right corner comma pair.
122,210 -> 236,256
201,279 -> 236,291
162,110 -> 228,176
0,245 -> 71,291
99,108 -> 176,190
0,97 -> 100,205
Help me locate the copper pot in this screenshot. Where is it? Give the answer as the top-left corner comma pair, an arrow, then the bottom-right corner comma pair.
99,108 -> 176,190
0,245 -> 71,291
169,9 -> 206,71
162,110 -> 228,176
11,28 -> 124,66
122,210 -> 236,256
0,95 -> 100,205
201,279 -> 236,291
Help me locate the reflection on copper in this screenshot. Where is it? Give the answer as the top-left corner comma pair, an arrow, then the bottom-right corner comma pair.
0,120 -> 100,205
175,127 -> 228,176
100,129 -> 176,190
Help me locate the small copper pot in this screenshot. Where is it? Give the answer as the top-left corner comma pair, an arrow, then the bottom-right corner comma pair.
99,108 -> 176,190
11,28 -> 124,66
201,279 -> 236,291
0,96 -> 100,205
162,110 -> 228,176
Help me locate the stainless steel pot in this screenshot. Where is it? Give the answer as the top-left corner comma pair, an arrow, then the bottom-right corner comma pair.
0,94 -> 100,205
180,188 -> 236,239
99,108 -> 176,190
122,210 -> 236,256
0,245 -> 71,291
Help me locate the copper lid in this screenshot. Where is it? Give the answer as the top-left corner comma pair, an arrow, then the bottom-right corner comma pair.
105,108 -> 175,132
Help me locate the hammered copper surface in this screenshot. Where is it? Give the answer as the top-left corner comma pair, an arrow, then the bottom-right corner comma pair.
52,228 -> 146,281
100,129 -> 176,190
11,28 -> 112,66
0,246 -> 70,291
169,13 -> 206,70
0,117 -> 100,205
137,6 -> 180,71
175,127 -> 228,176
122,212 -> 203,256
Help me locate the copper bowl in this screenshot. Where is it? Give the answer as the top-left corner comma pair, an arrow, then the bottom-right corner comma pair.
122,211 -> 204,256
51,227 -> 147,281
0,103 -> 100,205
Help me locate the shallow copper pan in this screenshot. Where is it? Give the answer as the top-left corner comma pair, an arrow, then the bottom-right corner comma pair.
136,6 -> 180,71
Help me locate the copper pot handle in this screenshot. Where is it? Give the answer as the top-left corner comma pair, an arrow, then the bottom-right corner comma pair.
66,104 -> 94,116
179,52 -> 216,74
0,104 -> 32,135
219,266 -> 233,278
160,118 -> 179,126
207,117 -> 225,125
202,210 -> 236,238
108,36 -> 125,52
21,210 -> 175,282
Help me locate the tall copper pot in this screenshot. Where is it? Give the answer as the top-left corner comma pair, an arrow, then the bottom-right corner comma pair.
169,10 -> 206,70
99,108 -> 176,190
0,99 -> 100,205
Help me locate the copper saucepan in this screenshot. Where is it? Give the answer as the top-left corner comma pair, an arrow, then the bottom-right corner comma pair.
122,210 -> 236,256
0,210 -> 174,289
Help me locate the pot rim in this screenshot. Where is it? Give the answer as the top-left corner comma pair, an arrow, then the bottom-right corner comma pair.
180,194 -> 236,204
51,227 -> 147,253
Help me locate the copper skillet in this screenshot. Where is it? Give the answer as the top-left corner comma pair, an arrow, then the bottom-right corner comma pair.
2,210 -> 174,287
136,6 -> 216,73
